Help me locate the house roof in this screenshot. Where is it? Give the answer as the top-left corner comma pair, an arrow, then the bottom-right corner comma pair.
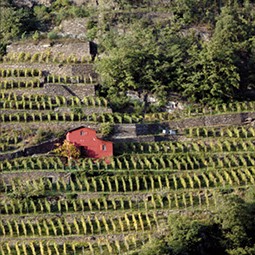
66,126 -> 112,143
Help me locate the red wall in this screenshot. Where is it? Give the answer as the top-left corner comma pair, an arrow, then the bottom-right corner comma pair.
66,127 -> 113,159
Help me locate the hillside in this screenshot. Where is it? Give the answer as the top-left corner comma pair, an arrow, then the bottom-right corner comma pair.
1,0 -> 255,254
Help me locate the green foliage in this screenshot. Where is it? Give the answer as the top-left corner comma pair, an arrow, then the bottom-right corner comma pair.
9,179 -> 46,199
137,196 -> 255,255
139,238 -> 171,255
167,215 -> 224,255
216,196 -> 255,249
0,7 -> 24,42
54,140 -> 81,160
32,128 -> 54,144
96,23 -> 190,104
100,122 -> 114,137
32,30 -> 40,41
95,2 -> 255,105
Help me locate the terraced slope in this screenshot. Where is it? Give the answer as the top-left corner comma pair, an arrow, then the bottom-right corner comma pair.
1,121 -> 255,254
1,35 -> 255,254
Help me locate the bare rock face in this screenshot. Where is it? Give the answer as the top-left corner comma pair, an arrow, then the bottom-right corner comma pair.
12,0 -> 96,7
12,0 -> 53,7
72,0 -> 95,5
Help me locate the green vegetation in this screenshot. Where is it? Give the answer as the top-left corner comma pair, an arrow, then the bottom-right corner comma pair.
1,0 -> 255,254
54,139 -> 81,160
138,195 -> 255,255
1,1 -> 255,105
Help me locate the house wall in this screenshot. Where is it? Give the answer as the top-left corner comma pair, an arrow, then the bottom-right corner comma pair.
66,127 -> 113,159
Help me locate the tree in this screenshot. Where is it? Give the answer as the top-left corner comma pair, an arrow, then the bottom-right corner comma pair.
216,196 -> 255,249
179,2 -> 255,104
54,140 -> 80,160
96,23 -> 190,106
180,42 -> 240,103
211,4 -> 255,93
167,215 -> 225,255
139,238 -> 171,255
0,5 -> 36,53
0,7 -> 22,42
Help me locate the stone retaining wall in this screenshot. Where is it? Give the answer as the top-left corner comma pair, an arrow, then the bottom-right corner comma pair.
0,63 -> 96,77
112,135 -> 178,143
2,171 -> 69,185
167,112 -> 255,129
43,83 -> 95,98
69,84 -> 96,97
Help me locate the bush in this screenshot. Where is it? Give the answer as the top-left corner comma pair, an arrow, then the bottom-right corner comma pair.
47,31 -> 59,40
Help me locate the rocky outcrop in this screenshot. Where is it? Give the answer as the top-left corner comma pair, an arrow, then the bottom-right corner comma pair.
12,0 -> 96,7
13,0 -> 53,7
57,18 -> 88,39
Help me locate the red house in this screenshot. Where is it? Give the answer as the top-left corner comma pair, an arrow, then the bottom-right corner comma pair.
66,127 -> 113,159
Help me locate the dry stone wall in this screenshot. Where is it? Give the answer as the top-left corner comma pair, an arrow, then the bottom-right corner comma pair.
0,138 -> 59,161
43,84 -> 95,98
112,135 -> 176,143
70,84 -> 95,97
112,113 -> 255,143
0,63 -> 96,77
2,171 -> 69,185
43,84 -> 73,97
55,106 -> 112,114
167,112 -> 255,129
71,64 -> 97,77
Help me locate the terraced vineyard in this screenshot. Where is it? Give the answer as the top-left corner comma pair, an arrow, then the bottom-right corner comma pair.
1,118 -> 255,254
1,38 -> 255,254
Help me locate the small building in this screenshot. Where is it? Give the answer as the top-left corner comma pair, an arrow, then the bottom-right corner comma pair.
66,127 -> 113,159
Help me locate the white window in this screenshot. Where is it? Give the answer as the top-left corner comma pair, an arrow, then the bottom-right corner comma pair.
102,144 -> 107,151
80,131 -> 86,136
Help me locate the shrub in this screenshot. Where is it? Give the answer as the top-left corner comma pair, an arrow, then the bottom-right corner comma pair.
47,31 -> 59,40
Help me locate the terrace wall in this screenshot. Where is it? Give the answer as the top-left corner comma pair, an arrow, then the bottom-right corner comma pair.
2,171 -> 70,185
0,63 -> 96,76
167,112 -> 255,129
43,84 -> 95,98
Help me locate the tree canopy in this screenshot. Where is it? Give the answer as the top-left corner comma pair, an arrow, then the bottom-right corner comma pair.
54,140 -> 80,160
96,1 -> 255,106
